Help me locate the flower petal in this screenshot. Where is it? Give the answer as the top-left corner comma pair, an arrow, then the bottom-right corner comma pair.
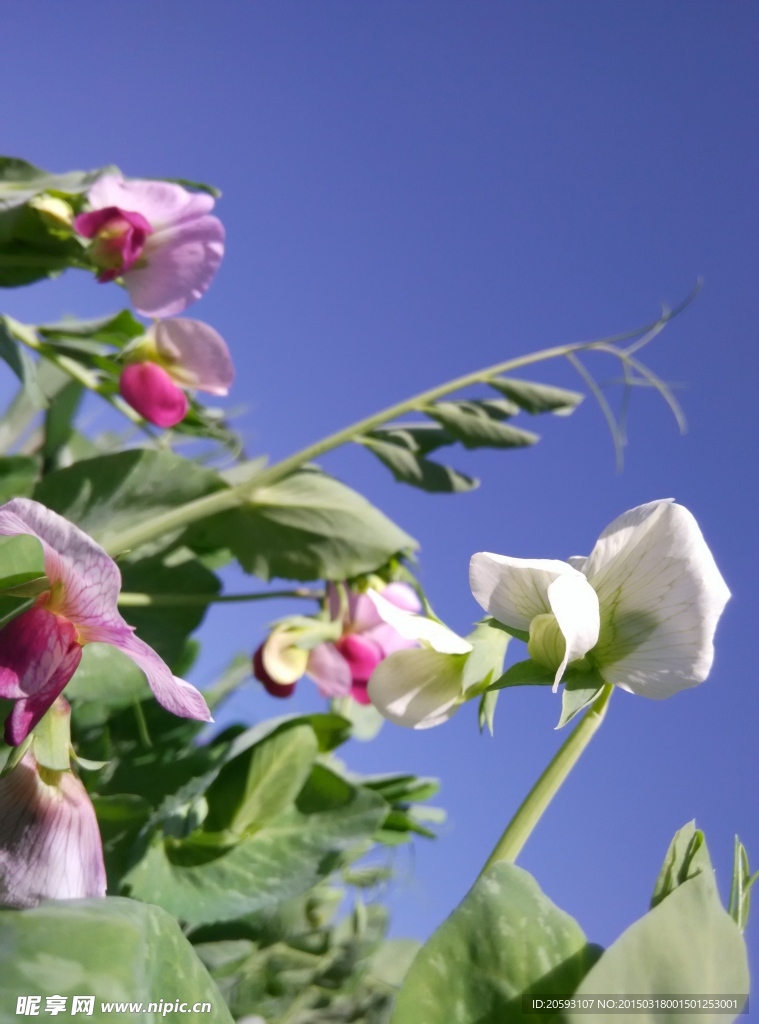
367,648 -> 466,729
87,175 -> 215,228
381,582 -> 423,614
583,500 -> 731,697
125,216 -> 225,317
335,634 -> 383,685
260,628 -> 309,685
306,642 -> 352,698
93,625 -> 212,722
153,319 -> 235,396
469,553 -> 579,631
367,590 -> 472,654
0,753 -> 106,908
0,499 -> 123,627
545,573 -> 600,690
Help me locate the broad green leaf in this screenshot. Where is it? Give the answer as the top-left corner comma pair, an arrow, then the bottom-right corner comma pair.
122,765 -> 387,925
38,309 -> 145,347
42,379 -> 83,465
33,449 -> 223,553
489,658 -> 556,690
557,671 -> 605,728
358,435 -> 479,493
66,642 -> 151,709
192,468 -> 418,582
573,875 -> 749,1022
488,376 -> 584,415
651,820 -> 712,910
0,456 -> 37,503
119,554 -> 221,669
0,896 -> 233,1023
203,725 -> 319,837
0,317 -> 46,407
427,400 -> 539,449
391,860 -> 599,1024
0,534 -> 46,593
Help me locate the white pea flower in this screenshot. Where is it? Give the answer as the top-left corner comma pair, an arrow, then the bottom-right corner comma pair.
470,500 -> 730,700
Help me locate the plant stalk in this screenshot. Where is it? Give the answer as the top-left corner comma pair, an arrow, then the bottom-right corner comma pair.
479,684 -> 613,873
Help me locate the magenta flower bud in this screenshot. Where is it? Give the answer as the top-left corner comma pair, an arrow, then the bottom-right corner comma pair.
0,753 -> 106,909
119,362 -> 189,428
74,207 -> 153,282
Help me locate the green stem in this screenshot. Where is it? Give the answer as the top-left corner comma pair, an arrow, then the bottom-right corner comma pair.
117,587 -> 322,608
102,313 -> 673,557
480,684 -> 613,873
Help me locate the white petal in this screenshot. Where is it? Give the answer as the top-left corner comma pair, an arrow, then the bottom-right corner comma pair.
469,553 -> 581,631
367,590 -> 472,654
546,573 -> 600,689
584,500 -> 731,697
567,555 -> 588,572
367,648 -> 466,729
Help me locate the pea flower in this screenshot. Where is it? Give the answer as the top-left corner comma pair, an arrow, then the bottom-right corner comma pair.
469,500 -> 730,699
74,175 -> 224,318
0,498 -> 211,746
254,582 -> 467,705
0,752 -> 106,908
119,318 -> 234,428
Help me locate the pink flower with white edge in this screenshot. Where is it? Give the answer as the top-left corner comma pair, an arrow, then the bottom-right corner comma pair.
74,175 -> 225,318
0,498 -> 211,746
0,752 -> 106,909
254,582 -> 452,705
119,318 -> 234,428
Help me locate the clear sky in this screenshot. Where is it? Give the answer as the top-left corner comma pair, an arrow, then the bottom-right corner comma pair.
1,0 -> 757,979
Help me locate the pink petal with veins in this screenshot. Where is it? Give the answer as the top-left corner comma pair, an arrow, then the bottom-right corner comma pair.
0,499 -> 122,628
306,642 -> 352,698
87,624 -> 212,723
124,216 -> 225,317
119,363 -> 189,428
154,319 -> 234,396
0,753 -> 106,908
87,175 -> 215,228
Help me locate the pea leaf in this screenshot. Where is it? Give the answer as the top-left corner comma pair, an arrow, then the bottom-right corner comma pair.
488,376 -> 584,415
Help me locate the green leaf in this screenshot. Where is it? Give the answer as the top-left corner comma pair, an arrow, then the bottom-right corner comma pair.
192,468 -> 418,582
122,765 -> 387,926
38,309 -> 145,349
488,376 -> 584,415
0,896 -> 233,1021
426,400 -> 539,449
0,534 -> 46,594
66,642 -> 151,709
370,422 -> 456,456
391,860 -> 599,1024
557,671 -> 605,728
0,456 -> 38,503
203,725 -> 319,837
573,875 -> 749,1022
729,837 -> 758,933
0,157 -> 114,210
462,618 -> 511,696
651,820 -> 712,910
33,449 -> 223,553
489,658 -> 556,690
358,435 -> 479,493
43,379 -> 83,466
0,317 -> 46,407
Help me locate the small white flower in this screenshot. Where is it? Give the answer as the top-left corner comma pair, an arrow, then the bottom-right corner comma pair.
469,499 -> 730,699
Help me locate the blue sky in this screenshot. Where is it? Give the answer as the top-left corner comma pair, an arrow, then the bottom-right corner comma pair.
2,0 -> 757,978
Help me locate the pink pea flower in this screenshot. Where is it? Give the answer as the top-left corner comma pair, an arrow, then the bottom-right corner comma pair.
253,582 -> 425,705
74,175 -> 225,318
0,752 -> 106,908
0,498 -> 211,746
119,318 -> 234,428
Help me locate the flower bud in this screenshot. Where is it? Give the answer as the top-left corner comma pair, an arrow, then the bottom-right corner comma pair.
119,362 -> 189,428
28,194 -> 74,230
0,753 -> 106,909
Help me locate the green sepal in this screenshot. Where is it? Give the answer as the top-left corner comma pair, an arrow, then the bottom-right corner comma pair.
32,698 -> 72,770
556,670 -> 606,729
488,657 -> 555,690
